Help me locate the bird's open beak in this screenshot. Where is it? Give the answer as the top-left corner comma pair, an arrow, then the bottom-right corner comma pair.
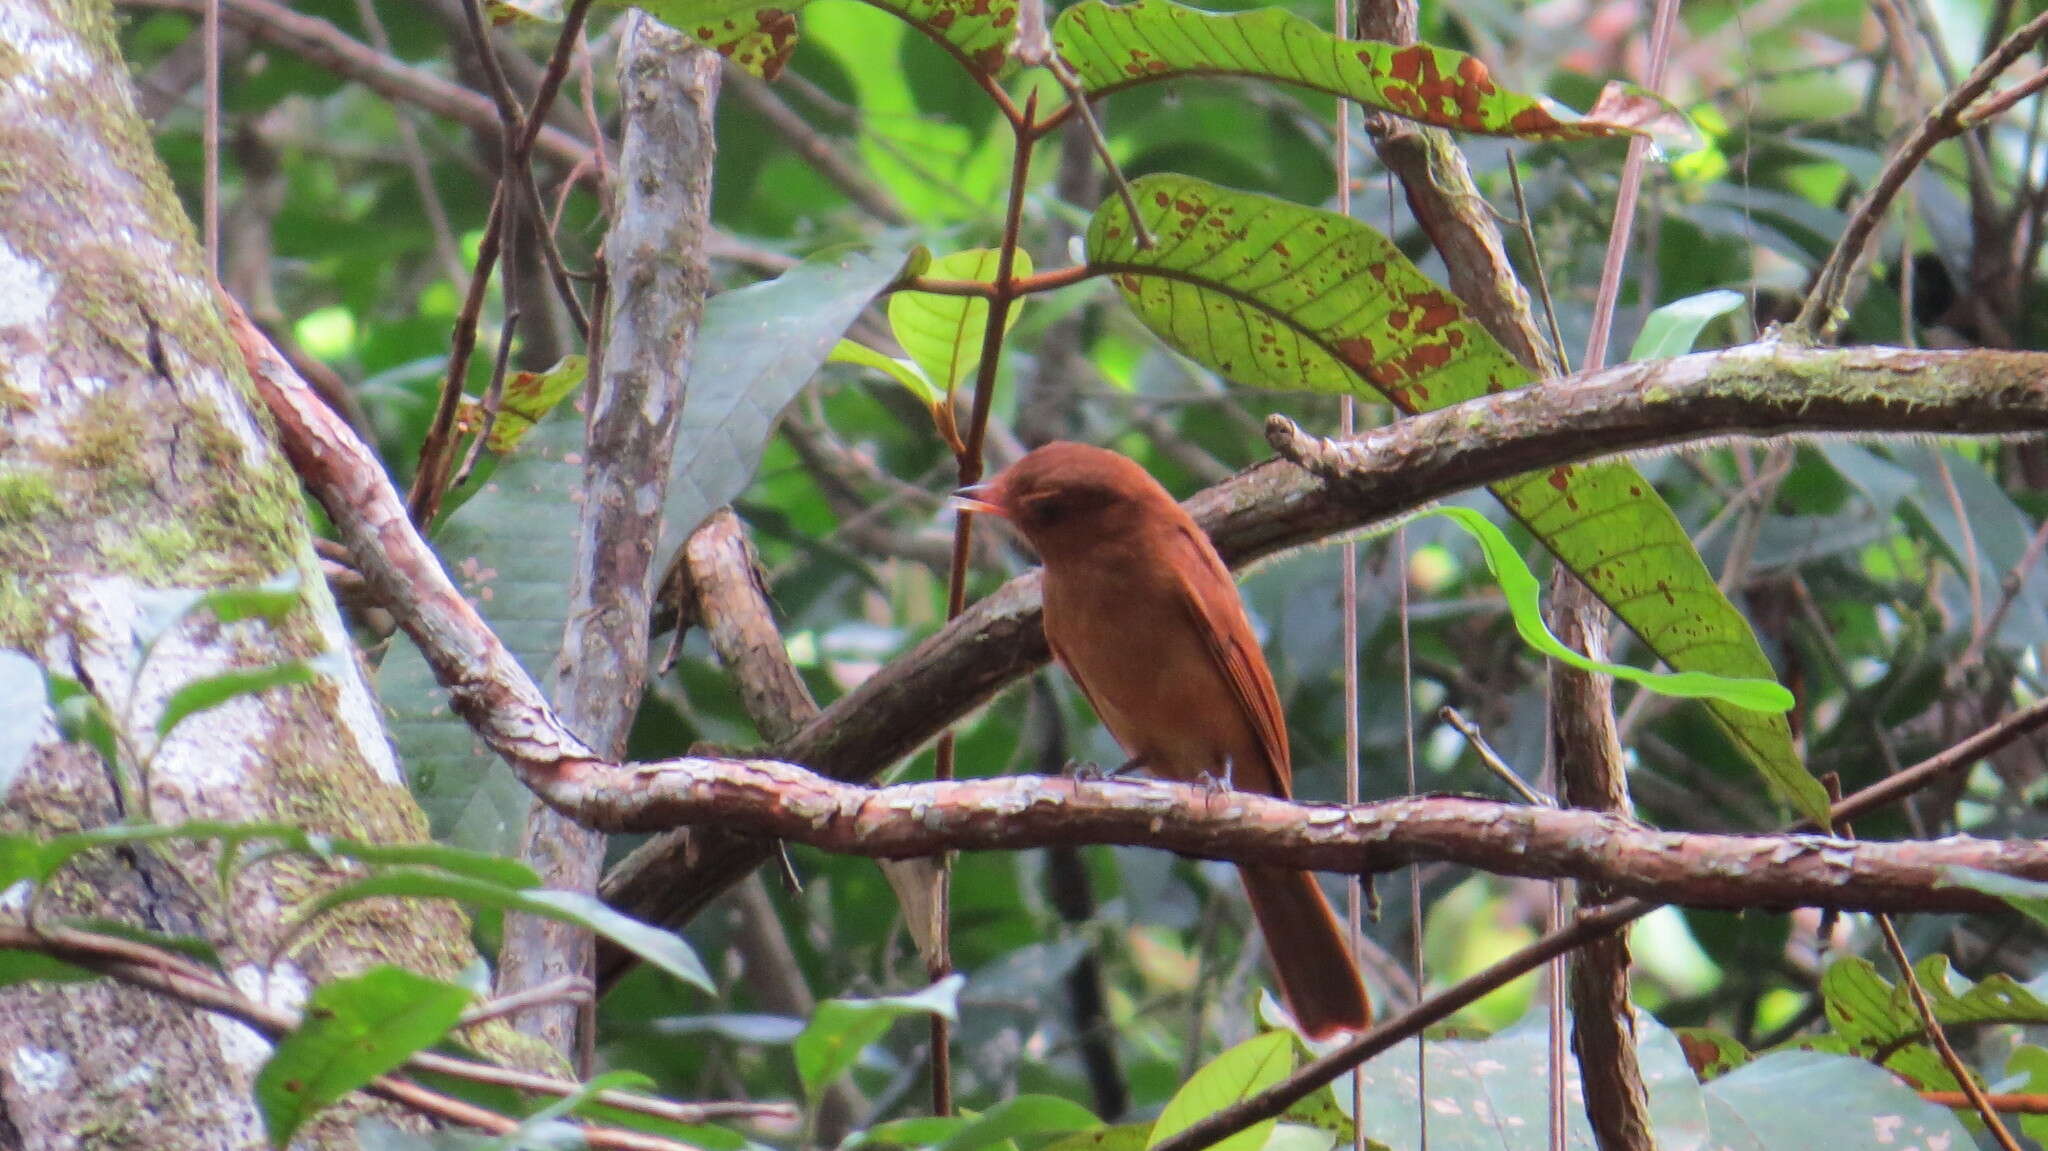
950,482 -> 1006,517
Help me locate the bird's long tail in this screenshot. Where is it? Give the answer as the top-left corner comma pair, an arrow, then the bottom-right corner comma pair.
1240,865 -> 1372,1039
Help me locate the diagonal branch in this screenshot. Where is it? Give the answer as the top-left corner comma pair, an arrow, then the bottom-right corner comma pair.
230,293 -> 2048,932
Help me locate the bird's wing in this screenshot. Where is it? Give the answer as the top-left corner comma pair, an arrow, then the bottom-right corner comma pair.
1168,519 -> 1293,798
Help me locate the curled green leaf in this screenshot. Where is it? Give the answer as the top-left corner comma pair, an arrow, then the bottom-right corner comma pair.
1418,505 -> 1793,712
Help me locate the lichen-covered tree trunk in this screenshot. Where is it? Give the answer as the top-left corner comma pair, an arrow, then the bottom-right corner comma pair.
0,3 -> 524,1145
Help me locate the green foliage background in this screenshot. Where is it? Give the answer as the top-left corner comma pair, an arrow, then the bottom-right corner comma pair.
110,0 -> 2048,1141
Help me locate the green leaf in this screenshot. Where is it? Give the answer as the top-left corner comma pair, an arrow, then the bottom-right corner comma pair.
134,574 -> 302,653
256,966 -> 474,1148
1089,173 -> 1821,824
1701,1051 -> 1970,1149
888,248 -> 1035,395
829,339 -> 942,408
804,6 -> 1018,223
0,949 -> 97,987
45,672 -> 118,770
929,1095 -> 1101,1151
0,651 -> 46,797
1037,1124 -> 1152,1151
133,587 -> 208,651
299,869 -> 712,993
657,244 -> 920,561
856,1116 -> 970,1150
1149,1031 -> 1293,1151
1674,1027 -> 1750,1079
156,653 -> 342,737
460,355 -> 588,454
323,841 -> 541,890
794,974 -> 964,1095
195,572 -> 305,625
1415,505 -> 1792,711
1054,0 -> 1696,148
1628,289 -> 1745,361
383,244 -> 913,855
519,1068 -> 657,1128
618,0 -> 1014,81
58,918 -> 222,969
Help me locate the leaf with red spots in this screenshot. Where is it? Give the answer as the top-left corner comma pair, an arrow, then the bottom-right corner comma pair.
1088,174 -> 1823,824
1053,0 -> 1696,148
622,0 -> 1016,80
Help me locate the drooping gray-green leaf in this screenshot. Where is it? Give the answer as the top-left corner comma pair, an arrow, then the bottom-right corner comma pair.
657,244 -> 917,561
1341,1009 -> 1706,1150
383,245 -> 911,856
1700,1051 -> 1970,1150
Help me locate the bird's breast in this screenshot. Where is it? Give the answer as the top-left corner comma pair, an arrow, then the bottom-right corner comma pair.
1041,556 -> 1263,784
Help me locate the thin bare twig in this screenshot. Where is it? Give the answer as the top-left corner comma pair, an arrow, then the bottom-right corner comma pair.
1440,707 -> 1552,806
1795,7 -> 2048,336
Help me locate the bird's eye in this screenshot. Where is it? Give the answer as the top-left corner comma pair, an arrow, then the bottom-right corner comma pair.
1023,497 -> 1065,526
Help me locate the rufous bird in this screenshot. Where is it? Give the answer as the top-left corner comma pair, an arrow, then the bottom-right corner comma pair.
959,441 -> 1371,1039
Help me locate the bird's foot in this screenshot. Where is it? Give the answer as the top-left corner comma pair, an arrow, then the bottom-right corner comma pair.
1063,758 -> 1109,780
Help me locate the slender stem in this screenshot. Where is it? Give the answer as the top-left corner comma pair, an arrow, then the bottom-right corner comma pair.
1580,0 -> 1680,372
1795,7 -> 2048,336
404,0 -> 597,528
902,263 -> 1096,298
925,87 -> 1042,1118
203,0 -> 221,276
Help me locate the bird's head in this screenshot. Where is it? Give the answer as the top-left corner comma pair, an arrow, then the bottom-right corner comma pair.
954,441 -> 1174,563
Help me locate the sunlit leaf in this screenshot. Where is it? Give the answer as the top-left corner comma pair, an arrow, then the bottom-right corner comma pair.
1088,173 -> 1820,822
1944,866 -> 2048,930
1150,1031 -> 1293,1151
1055,0 -> 1696,148
134,574 -> 302,655
195,572 -> 305,626
929,1094 -> 1100,1151
256,967 -> 474,1148
794,974 -> 964,1095
888,248 -> 1035,395
1038,1124 -> 1152,1151
1416,506 -> 1792,711
829,339 -> 942,408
